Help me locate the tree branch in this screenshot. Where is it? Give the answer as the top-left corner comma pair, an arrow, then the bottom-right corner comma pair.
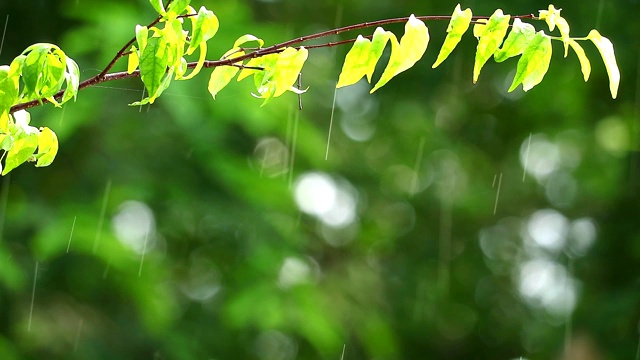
8,13 -> 536,114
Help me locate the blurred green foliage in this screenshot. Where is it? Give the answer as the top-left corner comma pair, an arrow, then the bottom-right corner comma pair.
0,0 -> 638,359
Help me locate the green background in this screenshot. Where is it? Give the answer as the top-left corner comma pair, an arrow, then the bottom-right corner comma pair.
0,0 -> 638,359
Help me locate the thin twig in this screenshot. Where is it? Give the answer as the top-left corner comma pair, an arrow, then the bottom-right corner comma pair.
8,13 -> 536,113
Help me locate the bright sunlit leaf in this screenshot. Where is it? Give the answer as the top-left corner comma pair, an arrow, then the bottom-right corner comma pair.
364,27 -> 392,82
538,5 -> 561,32
179,42 -> 208,80
336,35 -> 372,88
272,47 -> 308,97
473,9 -> 510,83
187,7 -> 219,55
208,50 -> 246,99
135,25 -> 148,53
61,57 -> 80,103
128,46 -> 139,74
568,40 -> 591,82
371,15 -> 429,93
473,19 -> 487,38
167,0 -> 190,17
35,127 -> 58,167
3,131 -> 38,175
208,65 -> 240,100
493,18 -> 535,63
233,34 -> 265,49
433,4 -> 472,68
148,0 -> 165,16
509,31 -> 552,92
588,29 -> 620,99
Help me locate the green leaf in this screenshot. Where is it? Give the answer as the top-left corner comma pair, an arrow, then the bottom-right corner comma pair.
148,0 -> 165,16
167,0 -> 190,16
433,4 -> 472,68
336,35 -> 373,88
371,14 -> 429,93
508,31 -> 552,92
208,65 -> 240,100
35,127 -> 58,167
21,44 -> 51,97
233,34 -> 265,49
140,35 -> 170,103
0,66 -> 18,114
588,29 -> 620,99
187,6 -> 219,55
493,18 -> 535,63
473,9 -> 510,83
568,40 -> 590,82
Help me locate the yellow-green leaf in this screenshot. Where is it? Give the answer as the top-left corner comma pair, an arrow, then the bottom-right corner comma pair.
61,57 -> 80,103
588,29 -> 620,99
433,4 -> 472,68
3,131 -> 38,175
135,25 -> 148,53
371,14 -> 429,93
164,18 -> 186,68
568,40 -> 590,82
0,111 -> 10,134
508,31 -> 552,92
238,54 -> 277,82
473,9 -> 510,83
365,27 -> 392,82
35,127 -> 58,167
494,18 -> 535,63
272,47 -> 308,97
556,16 -> 571,57
208,65 -> 239,100
336,35 -> 372,88
187,6 -> 219,55
538,5 -> 561,32
167,0 -> 190,17
148,0 -> 165,16
178,41 -> 208,80
473,19 -> 487,38
233,34 -> 265,49
128,46 -> 139,74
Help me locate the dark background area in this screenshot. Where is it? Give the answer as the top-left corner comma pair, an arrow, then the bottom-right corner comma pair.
0,0 -> 638,359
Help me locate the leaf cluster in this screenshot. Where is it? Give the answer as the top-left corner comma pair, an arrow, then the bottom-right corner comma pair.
0,43 -> 78,174
0,1 -> 621,175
